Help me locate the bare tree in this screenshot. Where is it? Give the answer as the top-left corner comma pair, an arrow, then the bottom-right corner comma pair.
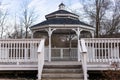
6,14 -> 24,39
103,0 -> 120,35
0,2 -> 8,38
82,0 -> 110,37
20,1 -> 38,38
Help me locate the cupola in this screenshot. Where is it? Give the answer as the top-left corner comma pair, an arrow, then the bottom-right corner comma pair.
59,3 -> 65,10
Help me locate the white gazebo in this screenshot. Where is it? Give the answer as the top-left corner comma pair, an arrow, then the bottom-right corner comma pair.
30,3 -> 95,62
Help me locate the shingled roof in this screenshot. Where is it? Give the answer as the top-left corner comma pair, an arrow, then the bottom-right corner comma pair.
31,3 -> 93,28
45,10 -> 79,19
31,18 -> 92,27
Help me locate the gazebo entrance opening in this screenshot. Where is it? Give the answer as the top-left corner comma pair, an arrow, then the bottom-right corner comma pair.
51,29 -> 77,61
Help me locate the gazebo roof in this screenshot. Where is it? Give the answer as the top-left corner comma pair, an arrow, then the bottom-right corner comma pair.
45,10 -> 79,19
31,18 -> 92,27
31,3 -> 93,29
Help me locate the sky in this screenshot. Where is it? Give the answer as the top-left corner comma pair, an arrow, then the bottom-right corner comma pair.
1,0 -> 84,23
0,0 -> 86,37
1,0 -> 116,23
0,0 -> 116,37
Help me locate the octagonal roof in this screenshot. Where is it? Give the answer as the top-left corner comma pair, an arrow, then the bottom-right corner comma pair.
31,3 -> 93,29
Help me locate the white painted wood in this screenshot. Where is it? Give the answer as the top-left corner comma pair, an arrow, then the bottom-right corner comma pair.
61,48 -> 63,59
72,28 -> 82,61
46,27 -> 56,62
80,39 -> 87,53
79,39 -> 88,80
50,48 -> 77,60
1,38 -> 120,73
37,39 -> 45,80
0,39 -> 42,69
84,38 -> 120,63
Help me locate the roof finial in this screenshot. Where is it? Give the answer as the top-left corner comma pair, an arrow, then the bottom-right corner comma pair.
59,3 -> 65,10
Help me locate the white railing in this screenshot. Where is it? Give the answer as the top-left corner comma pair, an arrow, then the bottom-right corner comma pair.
84,38 -> 120,63
0,39 -> 42,66
37,39 -> 45,80
51,48 -> 77,60
45,48 -> 77,61
79,39 -> 87,80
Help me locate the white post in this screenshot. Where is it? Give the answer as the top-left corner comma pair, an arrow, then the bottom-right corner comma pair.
82,52 -> 87,80
37,39 -> 45,80
31,31 -> 35,39
72,28 -> 81,61
90,31 -> 94,38
77,28 -> 80,61
78,36 -> 80,61
81,39 -> 88,80
61,48 -> 63,59
47,28 -> 56,62
72,27 -> 81,61
31,33 -> 33,39
48,28 -> 51,62
38,52 -> 41,80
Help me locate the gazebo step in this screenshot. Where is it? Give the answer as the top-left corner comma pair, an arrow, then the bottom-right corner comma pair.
41,63 -> 84,80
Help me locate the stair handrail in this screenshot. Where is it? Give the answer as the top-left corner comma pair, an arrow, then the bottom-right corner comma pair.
37,39 -> 45,80
79,39 -> 87,80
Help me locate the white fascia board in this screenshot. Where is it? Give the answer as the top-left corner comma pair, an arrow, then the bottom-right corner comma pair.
46,14 -> 79,18
49,24 -> 95,31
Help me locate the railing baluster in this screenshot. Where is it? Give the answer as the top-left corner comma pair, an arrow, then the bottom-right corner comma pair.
101,40 -> 103,62
93,41 -> 94,62
117,40 -> 120,62
13,43 -> 17,59
94,40 -> 97,62
33,41 -> 36,59
4,43 -> 6,59
0,42 -> 2,59
61,48 -> 63,59
9,42 -> 11,60
110,39 -> 113,62
98,40 -> 100,62
115,41 -> 117,62
2,42 -> 4,60
17,42 -> 18,60
104,41 -> 107,62
114,41 -> 116,62
13,42 -> 14,59
10,43 -> 12,59
86,41 -> 89,62
92,42 -> 95,62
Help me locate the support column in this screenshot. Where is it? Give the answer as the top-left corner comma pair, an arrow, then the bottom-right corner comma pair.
72,28 -> 81,61
31,32 -> 34,39
90,31 -> 94,38
77,28 -> 81,61
47,28 -> 56,62
82,52 -> 88,80
48,31 -> 51,62
31,31 -> 35,39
